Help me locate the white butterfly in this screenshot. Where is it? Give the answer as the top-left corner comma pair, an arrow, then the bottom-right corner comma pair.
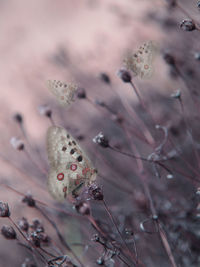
124,41 -> 157,79
47,80 -> 77,107
46,126 -> 97,201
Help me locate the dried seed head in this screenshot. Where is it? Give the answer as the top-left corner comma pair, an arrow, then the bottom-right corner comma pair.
30,231 -> 41,247
88,184 -> 104,201
1,225 -> 16,239
13,113 -> 23,124
93,132 -> 109,148
180,19 -> 196,31
76,88 -> 86,99
0,202 -> 10,217
18,217 -> 29,232
39,232 -> 51,245
30,219 -> 44,233
75,201 -> 90,215
10,137 -> 24,151
117,68 -> 132,83
22,194 -> 36,207
38,105 -> 52,118
92,233 -> 100,242
99,72 -> 111,84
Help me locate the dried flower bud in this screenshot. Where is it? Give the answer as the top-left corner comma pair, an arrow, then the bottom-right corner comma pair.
163,52 -> 176,66
1,225 -> 16,239
39,232 -> 50,245
117,69 -> 132,83
88,184 -> 104,200
76,88 -> 86,99
180,19 -> 196,31
99,72 -> 111,84
30,231 -> 41,247
13,113 -> 23,124
18,217 -> 29,232
92,233 -> 100,242
30,219 -> 44,233
0,202 -> 10,217
22,194 -> 36,207
93,132 -> 109,148
170,89 -> 181,99
10,137 -> 24,151
75,201 -> 90,215
38,105 -> 52,118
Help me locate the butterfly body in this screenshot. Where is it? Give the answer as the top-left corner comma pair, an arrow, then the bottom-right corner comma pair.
47,80 -> 77,107
124,41 -> 157,79
46,126 -> 97,201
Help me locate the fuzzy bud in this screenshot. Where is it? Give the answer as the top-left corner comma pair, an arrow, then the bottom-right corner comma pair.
38,105 -> 52,118
88,184 -> 104,201
117,69 -> 132,83
180,19 -> 196,31
30,219 -> 44,233
75,201 -> 90,215
22,194 -> 36,207
18,217 -> 29,232
76,88 -> 86,99
0,202 -> 10,217
30,231 -> 41,247
10,137 -> 24,151
1,225 -> 16,239
93,132 -> 109,148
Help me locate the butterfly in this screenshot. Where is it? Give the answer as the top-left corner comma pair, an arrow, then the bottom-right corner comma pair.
47,80 -> 77,107
124,41 -> 157,79
46,126 -> 97,201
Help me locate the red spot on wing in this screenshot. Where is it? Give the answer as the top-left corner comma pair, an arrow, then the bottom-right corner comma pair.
63,186 -> 67,192
70,164 -> 77,171
82,168 -> 90,175
57,173 -> 64,181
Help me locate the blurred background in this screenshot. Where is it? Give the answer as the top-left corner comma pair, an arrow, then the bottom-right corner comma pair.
0,0 -> 200,266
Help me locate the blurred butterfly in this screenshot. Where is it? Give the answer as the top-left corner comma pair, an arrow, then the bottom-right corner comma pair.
47,80 -> 77,107
46,126 -> 97,201
124,41 -> 157,79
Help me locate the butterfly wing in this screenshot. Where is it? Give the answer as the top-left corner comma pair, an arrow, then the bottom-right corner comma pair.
47,80 -> 77,107
124,41 -> 157,79
46,126 -> 97,200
